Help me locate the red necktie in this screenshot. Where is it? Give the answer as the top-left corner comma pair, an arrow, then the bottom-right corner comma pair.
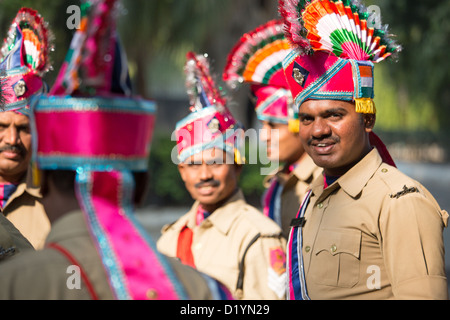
176,226 -> 196,268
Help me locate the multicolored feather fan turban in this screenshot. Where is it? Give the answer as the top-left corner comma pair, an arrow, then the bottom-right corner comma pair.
176,52 -> 245,164
0,8 -> 53,116
223,20 -> 301,132
279,0 -> 401,114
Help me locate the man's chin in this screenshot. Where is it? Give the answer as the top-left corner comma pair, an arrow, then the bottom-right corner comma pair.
0,159 -> 28,179
196,194 -> 218,204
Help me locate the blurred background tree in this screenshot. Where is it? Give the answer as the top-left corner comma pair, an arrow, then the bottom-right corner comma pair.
0,0 -> 448,207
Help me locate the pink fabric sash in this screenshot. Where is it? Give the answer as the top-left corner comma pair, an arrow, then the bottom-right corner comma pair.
76,170 -> 186,300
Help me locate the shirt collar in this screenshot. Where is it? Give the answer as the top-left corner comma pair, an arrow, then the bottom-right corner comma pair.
3,171 -> 42,208
187,189 -> 246,236
292,154 -> 321,182
265,154 -> 321,187
311,148 -> 382,199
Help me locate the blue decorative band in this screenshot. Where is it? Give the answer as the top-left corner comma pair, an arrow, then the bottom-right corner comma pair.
175,105 -> 220,130
37,155 -> 149,172
31,95 -> 157,115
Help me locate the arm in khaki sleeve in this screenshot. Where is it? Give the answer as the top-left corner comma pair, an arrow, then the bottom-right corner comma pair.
380,192 -> 448,300
240,234 -> 287,300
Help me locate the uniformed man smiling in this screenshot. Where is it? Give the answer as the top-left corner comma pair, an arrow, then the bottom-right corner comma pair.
280,0 -> 448,300
157,52 -> 287,300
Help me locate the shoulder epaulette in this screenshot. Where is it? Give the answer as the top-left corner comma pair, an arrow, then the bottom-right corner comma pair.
378,164 -> 422,198
389,185 -> 420,199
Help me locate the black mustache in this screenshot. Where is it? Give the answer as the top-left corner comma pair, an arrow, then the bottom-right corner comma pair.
195,180 -> 220,189
307,136 -> 340,146
0,145 -> 25,154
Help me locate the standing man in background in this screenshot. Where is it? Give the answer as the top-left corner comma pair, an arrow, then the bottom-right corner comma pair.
0,8 -> 52,249
223,19 -> 322,239
158,52 -> 287,300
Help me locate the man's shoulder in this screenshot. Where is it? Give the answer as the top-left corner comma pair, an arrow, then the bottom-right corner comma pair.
372,163 -> 446,216
374,163 -> 426,196
167,256 -> 231,299
0,245 -> 66,278
233,202 -> 283,235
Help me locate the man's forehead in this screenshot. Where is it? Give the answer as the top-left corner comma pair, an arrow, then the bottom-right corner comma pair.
299,99 -> 355,112
0,111 -> 29,124
184,148 -> 232,164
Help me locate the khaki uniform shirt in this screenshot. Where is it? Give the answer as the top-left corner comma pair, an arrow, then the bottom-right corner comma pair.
0,210 -> 230,300
300,149 -> 448,300
2,175 -> 50,250
157,190 -> 287,300
264,155 -> 322,239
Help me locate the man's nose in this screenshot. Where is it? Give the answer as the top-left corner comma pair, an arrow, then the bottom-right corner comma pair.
311,118 -> 331,138
3,127 -> 20,145
260,124 -> 273,143
199,163 -> 213,181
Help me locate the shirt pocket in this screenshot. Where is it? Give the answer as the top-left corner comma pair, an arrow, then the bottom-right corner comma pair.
310,229 -> 361,288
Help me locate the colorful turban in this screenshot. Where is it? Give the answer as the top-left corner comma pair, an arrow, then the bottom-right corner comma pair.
0,8 -> 53,116
30,0 -> 190,300
279,0 -> 401,114
176,52 -> 245,164
223,20 -> 300,132
279,0 -> 399,166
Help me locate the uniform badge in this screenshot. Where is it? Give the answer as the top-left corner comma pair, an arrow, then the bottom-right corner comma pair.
268,247 -> 287,299
292,62 -> 309,87
13,79 -> 27,98
207,117 -> 220,134
269,247 -> 286,275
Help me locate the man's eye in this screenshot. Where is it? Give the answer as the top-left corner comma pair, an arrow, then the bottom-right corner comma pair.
329,113 -> 342,119
186,163 -> 201,168
206,160 -> 223,166
300,117 -> 313,124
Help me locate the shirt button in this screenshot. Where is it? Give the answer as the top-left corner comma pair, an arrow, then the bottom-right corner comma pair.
146,289 -> 158,300
317,203 -> 324,209
330,244 -> 337,253
305,246 -> 311,253
203,220 -> 213,228
381,168 -> 388,173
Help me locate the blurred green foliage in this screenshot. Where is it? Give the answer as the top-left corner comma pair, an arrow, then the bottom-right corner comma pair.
146,131 -> 190,206
366,0 -> 450,131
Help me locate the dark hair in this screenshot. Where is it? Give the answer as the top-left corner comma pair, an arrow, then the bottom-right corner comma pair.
42,170 -> 148,206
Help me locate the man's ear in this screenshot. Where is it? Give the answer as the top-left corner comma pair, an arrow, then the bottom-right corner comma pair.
133,172 -> 149,207
234,164 -> 243,179
39,170 -> 50,198
363,113 -> 376,133
178,164 -> 186,182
